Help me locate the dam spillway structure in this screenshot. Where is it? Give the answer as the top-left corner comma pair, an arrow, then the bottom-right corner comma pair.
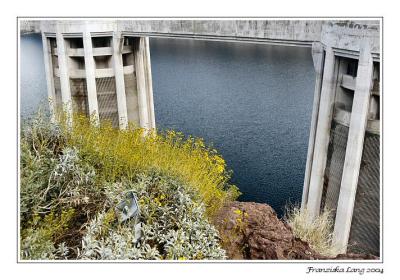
301,22 -> 380,256
40,21 -> 156,129
21,19 -> 381,257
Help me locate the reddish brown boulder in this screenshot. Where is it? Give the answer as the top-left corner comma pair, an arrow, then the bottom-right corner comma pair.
213,201 -> 378,260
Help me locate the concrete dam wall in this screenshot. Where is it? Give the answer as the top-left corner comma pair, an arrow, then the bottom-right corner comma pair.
19,19 -> 381,256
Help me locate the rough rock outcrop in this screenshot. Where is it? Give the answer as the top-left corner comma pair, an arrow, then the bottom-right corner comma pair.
214,201 -> 378,260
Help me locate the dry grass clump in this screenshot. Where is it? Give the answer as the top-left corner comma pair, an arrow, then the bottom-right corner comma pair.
284,205 -> 340,257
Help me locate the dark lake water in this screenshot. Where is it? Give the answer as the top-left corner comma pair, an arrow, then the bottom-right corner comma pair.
20,34 -> 315,216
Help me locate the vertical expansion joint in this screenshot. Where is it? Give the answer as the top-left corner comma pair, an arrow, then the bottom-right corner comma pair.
301,42 -> 325,210
112,32 -> 128,129
305,46 -> 336,220
332,41 -> 374,253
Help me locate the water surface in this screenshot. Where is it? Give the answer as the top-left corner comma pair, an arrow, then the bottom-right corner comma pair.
150,38 -> 315,215
20,34 -> 47,117
20,35 -> 316,216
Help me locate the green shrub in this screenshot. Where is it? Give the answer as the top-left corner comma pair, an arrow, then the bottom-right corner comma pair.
20,209 -> 75,260
79,173 -> 226,260
20,113 -> 233,260
63,114 -> 240,217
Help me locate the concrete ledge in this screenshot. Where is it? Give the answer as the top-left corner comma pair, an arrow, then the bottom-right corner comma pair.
340,74 -> 379,96
55,47 -> 128,57
93,47 -> 112,56
54,66 -> 133,78
121,32 -> 314,47
68,48 -> 84,57
123,65 -> 134,75
341,74 -> 356,91
95,68 -> 114,78
333,107 -> 380,135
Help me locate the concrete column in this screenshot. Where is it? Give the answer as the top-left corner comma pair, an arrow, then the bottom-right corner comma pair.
333,42 -> 373,253
82,30 -> 99,124
134,37 -> 151,129
306,47 -> 337,219
301,42 -> 324,210
56,29 -> 72,122
112,32 -> 128,129
143,37 -> 156,129
41,33 -> 56,122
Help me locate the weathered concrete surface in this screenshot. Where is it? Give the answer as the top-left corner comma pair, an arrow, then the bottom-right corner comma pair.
20,20 -> 41,34
306,47 -> 337,220
333,42 -> 374,253
111,31 -> 128,129
321,21 -> 380,54
55,30 -> 72,119
119,20 -> 323,46
24,20 -> 324,46
21,19 -> 381,55
301,42 -> 324,210
83,29 -> 99,122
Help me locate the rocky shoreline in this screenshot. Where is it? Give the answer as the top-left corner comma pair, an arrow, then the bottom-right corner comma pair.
214,202 -> 378,260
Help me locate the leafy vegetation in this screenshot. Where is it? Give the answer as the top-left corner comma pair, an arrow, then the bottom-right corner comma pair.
65,114 -> 240,217
79,174 -> 226,260
20,112 -> 238,260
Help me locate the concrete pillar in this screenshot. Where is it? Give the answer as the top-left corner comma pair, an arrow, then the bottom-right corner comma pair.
56,29 -> 72,122
143,37 -> 156,129
333,42 -> 373,253
134,37 -> 151,129
41,33 -> 56,122
301,42 -> 324,210
82,30 -> 99,124
306,47 -> 337,219
112,32 -> 128,129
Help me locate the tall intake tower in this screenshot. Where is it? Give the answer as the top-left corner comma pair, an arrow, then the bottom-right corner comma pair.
302,21 -> 380,256
41,21 -> 155,129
